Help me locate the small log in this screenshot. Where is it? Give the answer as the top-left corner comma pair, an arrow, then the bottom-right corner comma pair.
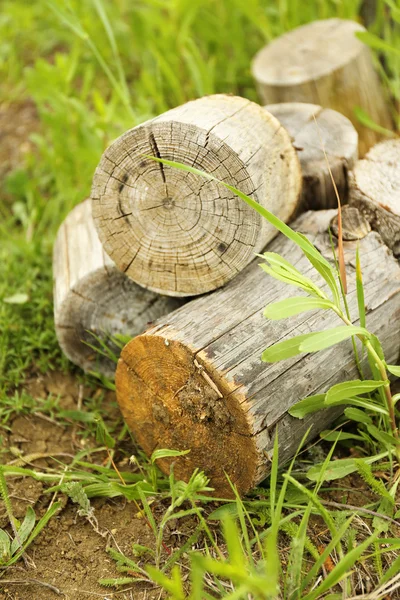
115,210 -> 400,496
53,199 -> 182,378
266,103 -> 358,210
252,19 -> 393,157
91,94 -> 302,297
349,139 -> 400,256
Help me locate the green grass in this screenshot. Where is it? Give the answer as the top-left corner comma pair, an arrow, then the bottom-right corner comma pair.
0,0 -> 362,394
1,0 -> 400,597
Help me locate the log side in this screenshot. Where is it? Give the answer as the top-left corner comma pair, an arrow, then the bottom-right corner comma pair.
91,94 -> 302,297
53,199 -> 182,378
115,210 -> 400,496
252,19 -> 393,157
349,138 -> 400,255
266,103 -> 358,210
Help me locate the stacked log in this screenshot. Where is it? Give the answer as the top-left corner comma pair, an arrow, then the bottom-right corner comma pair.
90,95 -> 302,297
115,209 -> 400,496
53,200 -> 182,378
265,103 -> 358,210
252,19 -> 393,156
349,139 -> 400,255
52,23 -> 398,495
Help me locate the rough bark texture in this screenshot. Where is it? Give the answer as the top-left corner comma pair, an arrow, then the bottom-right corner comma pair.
266,103 -> 358,210
116,210 -> 400,496
53,200 -> 182,378
349,139 -> 400,256
91,94 -> 302,297
252,19 -> 393,157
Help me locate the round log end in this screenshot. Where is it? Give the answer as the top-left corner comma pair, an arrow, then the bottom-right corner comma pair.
116,334 -> 260,496
91,94 -> 301,297
252,19 -> 364,89
265,103 -> 358,210
349,138 -> 400,253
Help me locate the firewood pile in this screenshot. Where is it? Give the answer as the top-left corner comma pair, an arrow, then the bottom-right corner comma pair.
53,19 -> 400,495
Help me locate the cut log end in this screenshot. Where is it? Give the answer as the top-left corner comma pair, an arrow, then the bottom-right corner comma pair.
252,18 -> 393,156
265,103 -> 358,210
91,94 -> 301,297
116,335 -> 260,497
349,138 -> 400,255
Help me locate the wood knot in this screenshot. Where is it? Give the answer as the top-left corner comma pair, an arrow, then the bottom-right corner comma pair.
162,197 -> 175,209
330,206 -> 371,241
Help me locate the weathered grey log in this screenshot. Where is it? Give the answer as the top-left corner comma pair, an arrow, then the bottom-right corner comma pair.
91,94 -> 302,297
266,103 -> 358,210
252,19 -> 393,157
53,199 -> 182,378
349,139 -> 400,256
115,209 -> 400,496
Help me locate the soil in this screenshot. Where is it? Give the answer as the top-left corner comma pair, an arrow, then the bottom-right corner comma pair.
0,371 -> 168,600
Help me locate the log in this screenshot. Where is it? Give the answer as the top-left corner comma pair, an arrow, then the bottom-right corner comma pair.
265,103 -> 358,210
252,19 -> 393,157
349,139 -> 400,256
91,94 -> 302,297
115,210 -> 400,496
53,200 -> 182,378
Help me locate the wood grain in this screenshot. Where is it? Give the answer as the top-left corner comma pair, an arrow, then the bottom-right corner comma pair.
349,139 -> 400,255
252,19 -> 393,157
53,199 -> 182,378
116,209 -> 400,496
266,103 -> 358,210
91,94 -> 302,297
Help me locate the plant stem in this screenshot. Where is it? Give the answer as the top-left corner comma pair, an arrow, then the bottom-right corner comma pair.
333,307 -> 400,463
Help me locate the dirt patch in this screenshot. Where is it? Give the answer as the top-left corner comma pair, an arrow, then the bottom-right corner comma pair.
0,500 -> 163,600
0,371 -> 166,600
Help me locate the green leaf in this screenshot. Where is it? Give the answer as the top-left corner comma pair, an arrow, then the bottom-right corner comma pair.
366,424 -> 398,447
287,503 -> 312,599
356,246 -> 366,329
0,530 -> 11,563
3,293 -> 29,305
299,326 -> 370,353
264,297 -> 333,320
344,407 -> 373,424
260,253 -> 325,297
297,232 -> 341,307
307,451 -> 389,482
356,30 -> 400,56
353,106 -> 395,137
95,416 -> 115,449
325,380 -> 386,404
7,502 -> 61,566
150,448 -> 190,463
301,516 -> 354,593
320,430 -> 365,442
288,395 -> 326,418
11,507 -> 36,555
262,332 -> 322,362
328,396 -> 389,415
386,363 -> 400,377
302,532 -> 378,600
